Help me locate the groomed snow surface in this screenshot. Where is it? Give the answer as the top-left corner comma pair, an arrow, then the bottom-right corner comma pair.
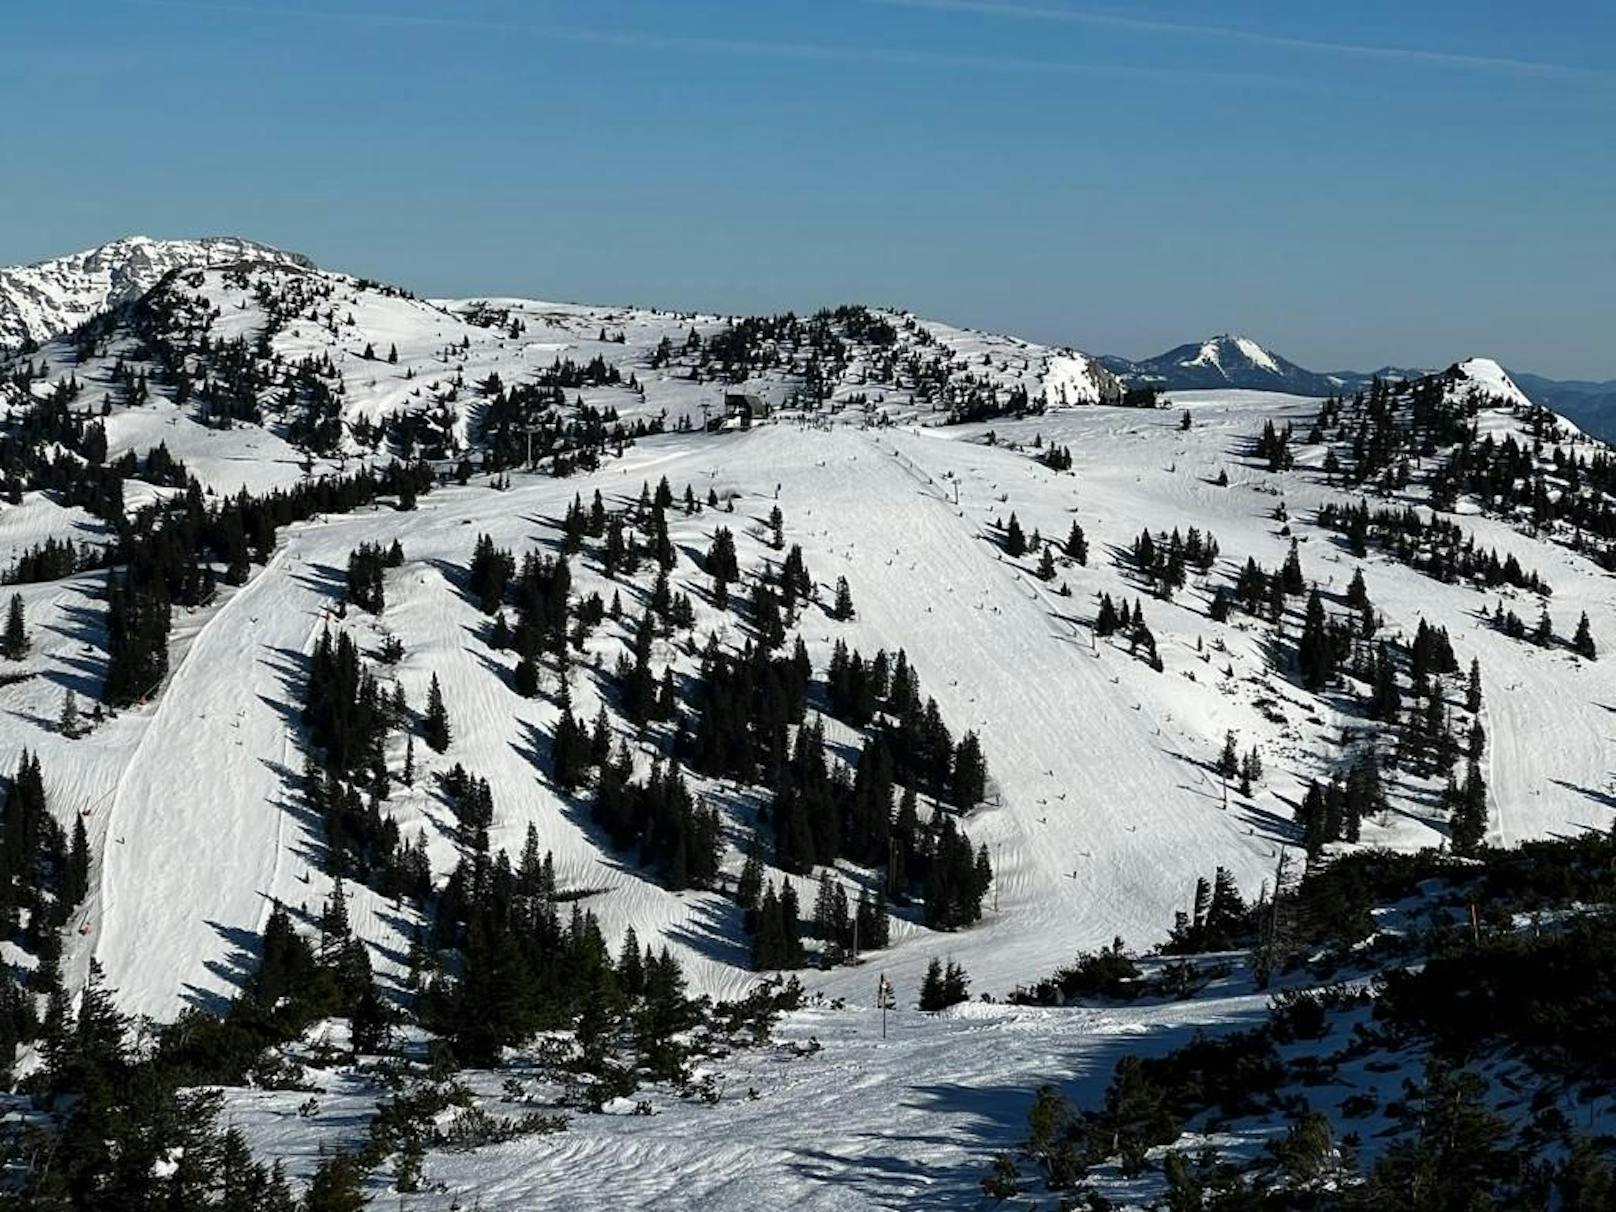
0,255 -> 1609,1208
1,388 -> 1611,1204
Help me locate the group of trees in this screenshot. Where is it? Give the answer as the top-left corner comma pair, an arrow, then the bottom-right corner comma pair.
1317,370 -> 1616,574
1093,594 -> 1162,671
1318,498 -> 1551,596
474,477 -> 1002,964
301,627 -> 440,891
344,539 -> 402,614
1129,525 -> 1219,599
476,369 -> 659,475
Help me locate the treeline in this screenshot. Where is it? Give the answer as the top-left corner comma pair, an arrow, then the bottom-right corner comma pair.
1317,498 -> 1550,594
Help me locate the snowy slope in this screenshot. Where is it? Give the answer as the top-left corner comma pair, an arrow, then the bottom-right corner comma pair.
30,383 -> 1616,1025
2,249 -> 1612,1020
2,242 -> 1614,1206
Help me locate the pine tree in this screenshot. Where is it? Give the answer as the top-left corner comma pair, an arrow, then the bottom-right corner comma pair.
66,816 -> 90,905
1465,657 -> 1483,714
423,673 -> 451,752
304,1153 -> 368,1212
737,837 -> 765,915
1451,758 -> 1488,854
951,731 -> 987,808
1095,594 -> 1120,637
58,689 -> 79,738
831,576 -> 855,621
1280,540 -> 1305,595
1005,514 -> 1027,559
1297,588 -> 1335,690
2,594 -> 26,660
1064,521 -> 1088,565
752,882 -> 786,969
1217,729 -> 1239,782
1573,611 -> 1597,660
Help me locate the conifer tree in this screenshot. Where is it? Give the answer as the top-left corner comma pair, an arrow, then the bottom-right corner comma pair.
1297,588 -> 1335,690
951,731 -> 988,808
66,816 -> 89,906
831,575 -> 856,621
424,673 -> 451,752
1534,606 -> 1554,647
2,594 -> 26,660
1217,730 -> 1240,782
1064,521 -> 1088,566
1005,513 -> 1027,559
919,956 -> 945,1010
304,1153 -> 368,1212
1573,611 -> 1597,660
1465,657 -> 1483,714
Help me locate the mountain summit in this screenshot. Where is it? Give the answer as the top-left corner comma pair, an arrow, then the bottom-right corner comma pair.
0,235 -> 313,353
1102,334 -> 1424,397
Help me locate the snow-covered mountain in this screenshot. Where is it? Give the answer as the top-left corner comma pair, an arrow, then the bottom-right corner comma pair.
1102,334 -> 1426,398
0,234 -> 313,353
0,241 -> 1612,1208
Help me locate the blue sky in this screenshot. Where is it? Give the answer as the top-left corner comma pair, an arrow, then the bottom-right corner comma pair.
3,1 -> 1613,377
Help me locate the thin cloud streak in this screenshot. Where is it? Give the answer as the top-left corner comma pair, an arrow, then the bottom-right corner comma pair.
872,0 -> 1613,84
120,0 -> 1329,90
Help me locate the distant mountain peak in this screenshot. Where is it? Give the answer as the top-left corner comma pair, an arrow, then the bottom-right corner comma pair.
1182,334 -> 1283,376
1101,335 -> 1430,398
0,235 -> 313,352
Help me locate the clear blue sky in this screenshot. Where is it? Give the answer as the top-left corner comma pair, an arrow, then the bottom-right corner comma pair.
3,1 -> 1613,378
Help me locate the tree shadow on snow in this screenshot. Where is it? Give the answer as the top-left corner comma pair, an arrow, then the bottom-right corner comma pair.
786,1009 -> 1271,1210
1549,778 -> 1616,814
291,561 -> 348,599
47,601 -> 108,648
663,897 -> 752,970
184,919 -> 264,1014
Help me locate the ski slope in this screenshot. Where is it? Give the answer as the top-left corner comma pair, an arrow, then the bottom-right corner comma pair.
20,391 -> 1604,1026
1,238 -> 1613,1205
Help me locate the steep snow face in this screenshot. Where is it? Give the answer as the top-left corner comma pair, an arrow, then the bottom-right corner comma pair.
0,236 -> 313,351
1184,335 -> 1281,378
1040,350 -> 1121,407
1455,357 -> 1534,411
1232,335 -> 1280,374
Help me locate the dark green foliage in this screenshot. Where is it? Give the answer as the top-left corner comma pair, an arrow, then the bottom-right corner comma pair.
830,575 -> 855,621
344,540 -> 392,614
0,751 -> 69,942
1573,611 -> 1597,659
1004,513 -> 1026,559
1063,521 -> 1088,565
918,956 -> 970,1010
423,673 -> 451,752
1010,945 -> 1144,1005
1,594 -> 25,660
